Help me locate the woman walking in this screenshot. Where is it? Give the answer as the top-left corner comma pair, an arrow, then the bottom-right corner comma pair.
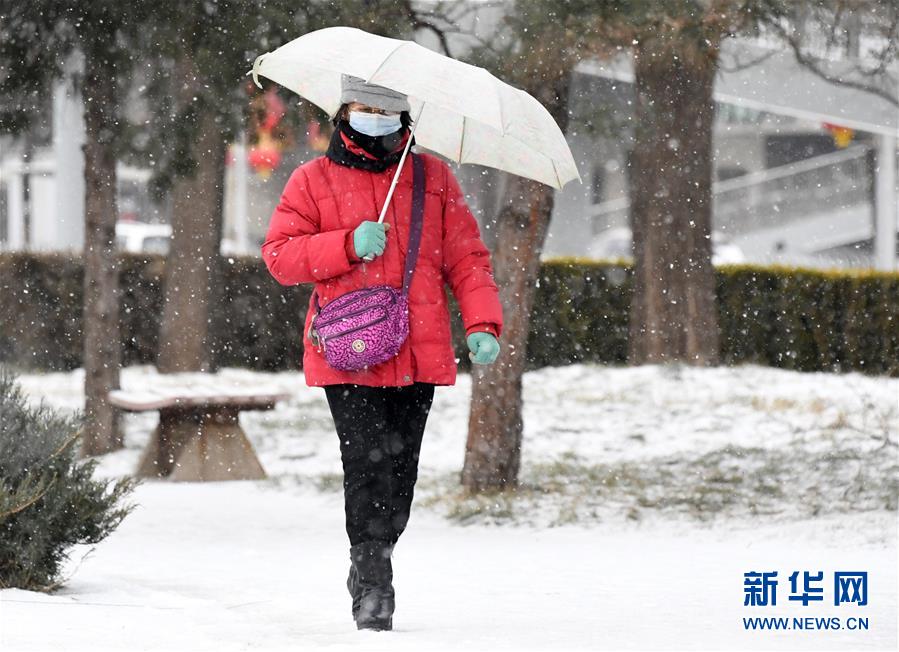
261,75 -> 503,631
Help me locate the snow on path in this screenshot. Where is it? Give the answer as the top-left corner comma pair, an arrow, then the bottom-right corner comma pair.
10,362 -> 898,526
1,482 -> 896,652
2,363 -> 897,650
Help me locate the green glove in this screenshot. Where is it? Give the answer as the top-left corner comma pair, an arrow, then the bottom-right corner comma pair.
467,332 -> 500,365
353,220 -> 390,259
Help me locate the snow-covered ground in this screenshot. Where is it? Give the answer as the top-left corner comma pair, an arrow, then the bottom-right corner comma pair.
2,363 -> 897,651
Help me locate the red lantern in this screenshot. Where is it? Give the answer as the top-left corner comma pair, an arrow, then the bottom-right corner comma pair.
249,131 -> 282,179
262,89 -> 287,132
823,122 -> 854,148
246,88 -> 288,179
306,120 -> 330,152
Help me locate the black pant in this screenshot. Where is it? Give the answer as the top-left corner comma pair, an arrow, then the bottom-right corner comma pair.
324,382 -> 435,547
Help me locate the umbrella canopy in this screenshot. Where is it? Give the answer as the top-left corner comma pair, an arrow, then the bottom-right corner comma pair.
250,26 -> 580,190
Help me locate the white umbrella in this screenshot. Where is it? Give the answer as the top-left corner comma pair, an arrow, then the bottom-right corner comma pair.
249,26 -> 580,192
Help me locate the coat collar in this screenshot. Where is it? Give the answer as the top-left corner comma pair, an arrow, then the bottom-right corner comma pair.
326,120 -> 412,172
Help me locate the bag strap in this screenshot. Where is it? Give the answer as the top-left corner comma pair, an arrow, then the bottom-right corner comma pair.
312,153 -> 425,313
402,153 -> 426,296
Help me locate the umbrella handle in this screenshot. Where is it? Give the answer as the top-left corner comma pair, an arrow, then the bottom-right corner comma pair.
363,103 -> 425,262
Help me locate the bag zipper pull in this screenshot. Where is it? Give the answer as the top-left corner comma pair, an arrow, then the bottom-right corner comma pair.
308,324 -> 324,351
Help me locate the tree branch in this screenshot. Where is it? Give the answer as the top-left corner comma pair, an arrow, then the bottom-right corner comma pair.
718,47 -> 779,73
765,16 -> 898,108
402,0 -> 454,57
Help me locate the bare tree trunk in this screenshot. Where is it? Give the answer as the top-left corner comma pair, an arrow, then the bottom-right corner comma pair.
460,68 -> 570,493
81,53 -> 123,456
461,176 -> 555,491
156,54 -> 226,373
628,36 -> 721,366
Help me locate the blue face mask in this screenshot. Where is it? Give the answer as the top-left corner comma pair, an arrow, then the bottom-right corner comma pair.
348,111 -> 402,137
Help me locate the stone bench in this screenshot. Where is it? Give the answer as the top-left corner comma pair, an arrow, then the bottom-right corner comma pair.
109,376 -> 289,482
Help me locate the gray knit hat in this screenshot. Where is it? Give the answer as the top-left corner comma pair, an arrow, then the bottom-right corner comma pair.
339,74 -> 411,113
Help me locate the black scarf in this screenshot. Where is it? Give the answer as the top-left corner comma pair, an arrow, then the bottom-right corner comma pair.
326,119 -> 414,172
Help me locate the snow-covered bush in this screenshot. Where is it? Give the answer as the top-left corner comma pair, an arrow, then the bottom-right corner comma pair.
0,371 -> 138,591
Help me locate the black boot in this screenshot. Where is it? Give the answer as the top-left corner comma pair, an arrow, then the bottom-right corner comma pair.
347,559 -> 361,620
348,540 -> 395,631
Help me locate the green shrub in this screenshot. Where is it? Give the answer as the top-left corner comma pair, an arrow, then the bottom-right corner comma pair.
0,371 -> 138,591
0,253 -> 896,376
716,264 -> 899,376
527,258 -> 630,368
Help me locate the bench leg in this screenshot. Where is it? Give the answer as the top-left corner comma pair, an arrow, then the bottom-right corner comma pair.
136,407 -> 267,481
136,408 -> 194,479
171,406 -> 267,482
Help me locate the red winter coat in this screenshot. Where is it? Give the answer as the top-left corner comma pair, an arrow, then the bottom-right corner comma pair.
261,142 -> 503,388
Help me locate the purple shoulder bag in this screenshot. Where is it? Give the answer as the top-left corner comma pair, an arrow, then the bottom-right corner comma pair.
308,153 -> 426,372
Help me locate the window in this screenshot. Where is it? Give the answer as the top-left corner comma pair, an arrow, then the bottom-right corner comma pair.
717,166 -> 747,182
141,236 -> 171,255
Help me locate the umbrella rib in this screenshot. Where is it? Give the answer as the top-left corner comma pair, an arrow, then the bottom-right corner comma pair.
552,159 -> 563,191
365,41 -> 408,87
489,70 -> 506,136
457,116 -> 466,164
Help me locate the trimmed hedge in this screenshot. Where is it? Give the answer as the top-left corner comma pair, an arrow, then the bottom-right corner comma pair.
0,253 -> 896,376
715,263 -> 899,375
